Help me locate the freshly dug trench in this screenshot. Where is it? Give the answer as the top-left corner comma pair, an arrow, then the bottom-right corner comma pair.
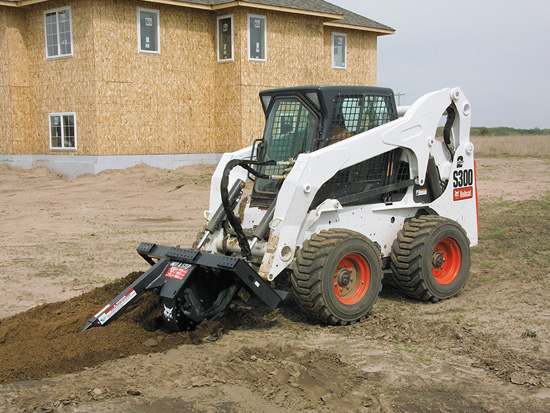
0,272 -> 224,384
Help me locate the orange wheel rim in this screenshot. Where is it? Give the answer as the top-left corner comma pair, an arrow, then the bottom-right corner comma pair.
333,253 -> 370,305
432,237 -> 461,285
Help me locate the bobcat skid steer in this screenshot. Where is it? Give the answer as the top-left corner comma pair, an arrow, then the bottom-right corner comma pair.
82,86 -> 478,332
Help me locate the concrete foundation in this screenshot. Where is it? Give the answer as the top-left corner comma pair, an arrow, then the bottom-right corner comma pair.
0,153 -> 223,179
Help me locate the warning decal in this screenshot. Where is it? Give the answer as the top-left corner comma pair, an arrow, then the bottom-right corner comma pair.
165,263 -> 190,280
98,289 -> 137,325
454,187 -> 473,201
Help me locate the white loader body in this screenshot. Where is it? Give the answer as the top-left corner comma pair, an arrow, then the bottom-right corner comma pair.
203,87 -> 477,282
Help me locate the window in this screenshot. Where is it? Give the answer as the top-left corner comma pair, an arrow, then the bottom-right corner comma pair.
328,94 -> 395,144
254,98 -> 317,194
138,8 -> 160,54
332,33 -> 347,69
312,93 -> 405,208
217,15 -> 234,62
49,113 -> 76,150
44,7 -> 73,59
248,14 -> 266,61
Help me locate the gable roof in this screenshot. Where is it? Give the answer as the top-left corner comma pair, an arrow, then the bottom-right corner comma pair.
0,0 -> 394,34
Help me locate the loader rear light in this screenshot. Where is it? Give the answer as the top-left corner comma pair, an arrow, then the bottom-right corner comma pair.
474,160 -> 479,235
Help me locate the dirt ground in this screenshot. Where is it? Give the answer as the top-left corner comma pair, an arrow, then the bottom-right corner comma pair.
0,157 -> 549,412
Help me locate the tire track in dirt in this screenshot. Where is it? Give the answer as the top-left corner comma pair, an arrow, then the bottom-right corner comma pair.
335,309 -> 550,389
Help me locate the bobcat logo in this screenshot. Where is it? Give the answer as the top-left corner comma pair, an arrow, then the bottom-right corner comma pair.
163,304 -> 173,321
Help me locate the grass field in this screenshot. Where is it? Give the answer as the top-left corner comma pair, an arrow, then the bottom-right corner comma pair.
471,135 -> 550,157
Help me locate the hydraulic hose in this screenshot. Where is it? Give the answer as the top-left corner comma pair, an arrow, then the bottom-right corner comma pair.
196,179 -> 244,249
443,105 -> 456,160
220,158 -> 286,260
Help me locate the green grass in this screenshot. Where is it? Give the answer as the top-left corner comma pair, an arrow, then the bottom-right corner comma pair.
521,329 -> 538,339
471,135 -> 550,157
473,193 -> 550,285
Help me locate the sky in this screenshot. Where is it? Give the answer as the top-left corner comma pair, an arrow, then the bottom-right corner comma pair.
328,0 -> 550,129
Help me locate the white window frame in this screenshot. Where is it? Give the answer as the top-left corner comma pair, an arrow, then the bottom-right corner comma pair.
49,112 -> 77,151
332,32 -> 347,69
248,14 -> 267,62
217,14 -> 234,62
44,6 -> 73,59
137,7 -> 161,54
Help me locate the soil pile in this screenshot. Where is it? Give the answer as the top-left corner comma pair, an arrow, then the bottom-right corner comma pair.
0,272 -> 220,384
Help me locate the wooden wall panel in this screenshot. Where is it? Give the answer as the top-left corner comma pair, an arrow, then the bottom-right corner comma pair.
1,1 -> 381,157
0,8 -> 11,154
23,0 -> 97,155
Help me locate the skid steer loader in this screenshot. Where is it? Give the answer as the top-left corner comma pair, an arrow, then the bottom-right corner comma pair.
82,85 -> 478,332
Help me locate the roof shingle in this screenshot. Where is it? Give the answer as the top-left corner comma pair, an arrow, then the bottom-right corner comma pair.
154,0 -> 395,32
1,0 -> 394,32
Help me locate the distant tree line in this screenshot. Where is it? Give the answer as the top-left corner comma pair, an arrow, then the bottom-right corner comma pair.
436,127 -> 550,136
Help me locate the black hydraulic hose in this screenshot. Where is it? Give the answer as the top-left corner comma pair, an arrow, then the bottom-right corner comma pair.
220,159 -> 277,260
205,179 -> 244,234
443,105 -> 456,160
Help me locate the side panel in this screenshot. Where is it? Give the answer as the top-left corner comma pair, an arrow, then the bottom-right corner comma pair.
302,143 -> 478,258
428,145 -> 478,245
301,204 -> 416,256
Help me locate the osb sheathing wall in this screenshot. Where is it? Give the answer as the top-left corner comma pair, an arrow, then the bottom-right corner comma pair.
2,0 -> 217,156
23,0 -> 97,155
232,8 -> 378,148
93,0 -> 217,156
0,6 -> 31,155
1,1 -> 379,156
0,8 -> 10,154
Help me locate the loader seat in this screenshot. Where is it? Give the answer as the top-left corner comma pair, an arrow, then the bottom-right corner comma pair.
327,126 -> 355,145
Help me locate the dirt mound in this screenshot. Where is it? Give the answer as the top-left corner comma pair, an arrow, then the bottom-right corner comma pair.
0,273 -> 221,384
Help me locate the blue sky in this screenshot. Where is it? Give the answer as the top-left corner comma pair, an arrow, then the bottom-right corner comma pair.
328,0 -> 550,128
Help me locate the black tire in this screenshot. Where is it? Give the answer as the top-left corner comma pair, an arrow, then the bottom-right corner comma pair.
291,229 -> 383,325
390,215 -> 471,302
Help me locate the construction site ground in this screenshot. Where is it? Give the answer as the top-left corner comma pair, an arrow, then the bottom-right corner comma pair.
0,156 -> 549,412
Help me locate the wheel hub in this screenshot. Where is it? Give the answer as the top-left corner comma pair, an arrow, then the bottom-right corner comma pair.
333,253 -> 371,305
431,238 -> 462,285
336,269 -> 351,287
432,252 -> 444,268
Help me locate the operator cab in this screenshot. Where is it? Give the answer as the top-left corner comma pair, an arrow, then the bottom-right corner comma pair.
252,86 -> 405,207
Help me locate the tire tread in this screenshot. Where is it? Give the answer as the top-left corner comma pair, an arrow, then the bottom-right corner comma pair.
291,229 -> 382,325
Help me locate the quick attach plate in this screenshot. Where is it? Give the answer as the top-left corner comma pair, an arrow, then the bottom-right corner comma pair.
137,243 -> 286,310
